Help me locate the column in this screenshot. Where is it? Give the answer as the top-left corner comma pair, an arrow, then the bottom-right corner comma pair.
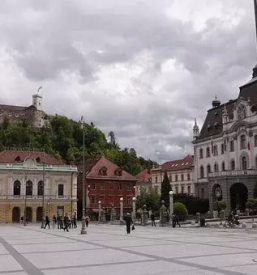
132,197 -> 136,222
169,191 -> 174,221
98,200 -> 101,222
120,197 -> 123,223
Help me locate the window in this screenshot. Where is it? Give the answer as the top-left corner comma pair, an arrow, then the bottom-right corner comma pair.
26,180 -> 33,196
100,183 -> 105,190
175,175 -> 178,181
199,149 -> 203,159
155,177 -> 158,183
169,175 -> 172,182
230,140 -> 235,152
175,186 -> 178,194
214,163 -> 219,172
126,197 -> 132,205
13,180 -> 21,196
181,175 -> 184,181
237,104 -> 246,119
109,196 -> 113,204
58,184 -> 64,197
213,145 -> 218,156
126,183 -> 131,190
102,169 -> 107,176
221,144 -> 224,154
181,186 -> 184,193
206,147 -> 210,157
37,181 -> 44,196
200,166 -> 204,178
109,183 -> 113,189
222,162 -> 225,171
91,196 -> 96,204
187,174 -> 190,180
201,188 -> 204,198
91,183 -> 96,190
207,164 -> 211,175
100,196 -> 104,204
255,135 -> 257,147
242,156 -> 247,170
118,183 -> 122,190
240,135 -> 246,149
231,160 -> 235,170
187,186 -> 191,195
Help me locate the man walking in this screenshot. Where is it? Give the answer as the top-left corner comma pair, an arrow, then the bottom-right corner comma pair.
124,213 -> 134,234
44,214 -> 50,229
63,213 -> 70,232
150,213 -> 156,227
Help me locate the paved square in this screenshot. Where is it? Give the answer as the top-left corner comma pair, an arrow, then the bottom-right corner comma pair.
0,224 -> 256,274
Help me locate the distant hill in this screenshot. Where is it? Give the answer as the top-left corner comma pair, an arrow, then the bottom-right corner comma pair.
0,115 -> 157,175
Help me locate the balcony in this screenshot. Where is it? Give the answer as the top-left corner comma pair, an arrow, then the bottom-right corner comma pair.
208,170 -> 257,178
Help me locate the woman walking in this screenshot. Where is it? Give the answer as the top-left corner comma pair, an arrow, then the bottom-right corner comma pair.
124,213 -> 134,234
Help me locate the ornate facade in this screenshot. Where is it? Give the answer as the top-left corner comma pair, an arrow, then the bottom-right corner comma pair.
0,93 -> 47,128
0,150 -> 77,223
193,66 -> 257,212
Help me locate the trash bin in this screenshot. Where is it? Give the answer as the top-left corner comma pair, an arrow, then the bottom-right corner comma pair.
200,218 -> 205,227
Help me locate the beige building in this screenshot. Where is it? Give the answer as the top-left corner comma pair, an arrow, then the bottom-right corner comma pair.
135,169 -> 151,196
0,92 -> 47,128
151,155 -> 195,195
0,150 -> 77,223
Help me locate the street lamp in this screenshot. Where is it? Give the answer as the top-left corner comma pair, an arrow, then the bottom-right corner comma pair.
23,176 -> 28,226
81,116 -> 87,234
41,158 -> 45,228
132,197 -> 136,222
169,191 -> 174,223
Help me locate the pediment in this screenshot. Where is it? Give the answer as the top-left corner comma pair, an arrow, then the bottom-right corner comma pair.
230,120 -> 250,133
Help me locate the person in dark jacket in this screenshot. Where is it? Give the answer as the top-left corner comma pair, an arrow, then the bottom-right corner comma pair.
172,214 -> 181,228
124,213 -> 134,234
150,213 -> 156,227
44,214 -> 50,229
57,214 -> 62,229
63,213 -> 70,232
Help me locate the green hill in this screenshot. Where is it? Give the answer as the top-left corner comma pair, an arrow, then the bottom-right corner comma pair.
0,115 -> 157,175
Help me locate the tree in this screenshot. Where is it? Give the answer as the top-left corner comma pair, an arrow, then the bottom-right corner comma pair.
174,202 -> 188,221
108,131 -> 116,146
216,200 -> 227,212
253,181 -> 257,198
136,187 -> 160,213
160,171 -> 171,207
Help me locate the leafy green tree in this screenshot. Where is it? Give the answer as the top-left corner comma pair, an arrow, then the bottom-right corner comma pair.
136,187 -> 160,213
160,171 -> 171,206
174,202 -> 188,220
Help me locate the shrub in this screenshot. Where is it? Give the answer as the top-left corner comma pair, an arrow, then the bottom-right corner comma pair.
216,200 -> 227,212
246,198 -> 257,210
174,202 -> 188,221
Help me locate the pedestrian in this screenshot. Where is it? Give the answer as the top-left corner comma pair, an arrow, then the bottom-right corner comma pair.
63,213 -> 70,232
70,215 -> 74,229
44,214 -> 50,229
60,215 -> 64,229
150,213 -> 156,227
124,213 -> 134,234
172,213 -> 181,228
85,215 -> 90,228
52,215 -> 57,229
57,214 -> 61,229
73,215 -> 77,228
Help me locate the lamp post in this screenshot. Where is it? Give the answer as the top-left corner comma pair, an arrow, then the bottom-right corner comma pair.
81,116 -> 87,234
41,158 -> 45,228
23,176 -> 27,226
86,185 -> 90,215
98,200 -> 102,222
169,191 -> 174,224
120,197 -> 124,223
132,197 -> 136,222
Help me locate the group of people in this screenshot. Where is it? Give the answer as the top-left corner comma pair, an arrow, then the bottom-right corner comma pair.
44,213 -> 79,232
150,213 -> 180,228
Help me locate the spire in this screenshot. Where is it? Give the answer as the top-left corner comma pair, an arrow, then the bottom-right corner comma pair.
193,118 -> 199,139
212,95 -> 221,108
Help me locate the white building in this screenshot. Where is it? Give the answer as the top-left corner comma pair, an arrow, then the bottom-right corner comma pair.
151,155 -> 195,195
193,66 -> 257,212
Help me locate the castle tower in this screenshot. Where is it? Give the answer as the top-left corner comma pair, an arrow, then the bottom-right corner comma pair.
32,87 -> 43,110
193,118 -> 199,140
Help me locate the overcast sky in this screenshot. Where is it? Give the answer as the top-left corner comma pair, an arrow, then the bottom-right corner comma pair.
0,0 -> 256,163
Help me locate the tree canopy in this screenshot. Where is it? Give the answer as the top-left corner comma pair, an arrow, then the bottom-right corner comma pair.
0,115 -> 157,175
160,171 -> 171,206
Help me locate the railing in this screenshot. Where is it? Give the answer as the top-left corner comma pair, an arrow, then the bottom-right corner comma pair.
208,170 -> 257,178
0,195 -> 73,200
0,163 -> 77,172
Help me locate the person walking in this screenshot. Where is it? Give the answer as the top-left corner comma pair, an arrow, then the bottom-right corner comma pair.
150,213 -> 156,227
70,215 -> 74,229
124,213 -> 134,234
63,213 -> 70,232
44,214 -> 50,229
57,214 -> 61,229
172,213 -> 181,228
52,215 -> 57,229
73,214 -> 77,228
85,215 -> 90,228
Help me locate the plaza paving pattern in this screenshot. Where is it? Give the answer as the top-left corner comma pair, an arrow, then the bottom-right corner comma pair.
0,224 -> 256,274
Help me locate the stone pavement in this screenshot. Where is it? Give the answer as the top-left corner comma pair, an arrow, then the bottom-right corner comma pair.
0,224 -> 256,274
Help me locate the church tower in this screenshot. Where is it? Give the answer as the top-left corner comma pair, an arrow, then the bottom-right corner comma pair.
193,119 -> 199,140
32,87 -> 43,110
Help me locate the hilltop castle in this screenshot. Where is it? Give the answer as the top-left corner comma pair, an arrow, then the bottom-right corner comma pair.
0,91 -> 47,127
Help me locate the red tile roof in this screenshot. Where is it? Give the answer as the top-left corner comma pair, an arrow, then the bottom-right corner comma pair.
86,156 -> 137,181
136,169 -> 151,182
0,150 -> 63,165
161,155 -> 194,172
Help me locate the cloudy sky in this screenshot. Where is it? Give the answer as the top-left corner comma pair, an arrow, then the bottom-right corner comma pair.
0,0 -> 256,163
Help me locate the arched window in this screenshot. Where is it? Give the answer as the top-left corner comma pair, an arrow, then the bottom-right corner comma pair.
200,166 -> 204,178
222,162 -> 225,171
213,145 -> 218,156
199,149 -> 203,159
242,156 -> 247,170
240,135 -> 246,149
231,160 -> 235,170
37,181 -> 44,196
206,147 -> 210,157
214,163 -> 219,172
26,180 -> 33,196
207,164 -> 211,174
13,180 -> 21,196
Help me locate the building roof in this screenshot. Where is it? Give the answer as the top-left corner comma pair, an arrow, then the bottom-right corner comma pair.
161,155 -> 194,172
0,150 -> 63,165
198,69 -> 257,140
86,156 -> 137,181
136,169 -> 151,182
0,104 -> 26,112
